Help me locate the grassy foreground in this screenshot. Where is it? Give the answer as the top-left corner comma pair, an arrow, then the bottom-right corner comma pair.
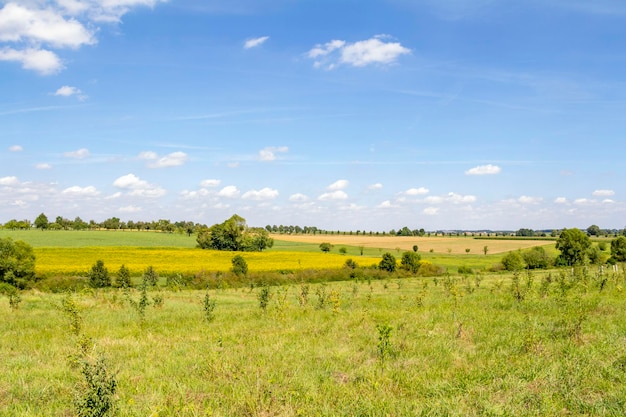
3,268 -> 626,416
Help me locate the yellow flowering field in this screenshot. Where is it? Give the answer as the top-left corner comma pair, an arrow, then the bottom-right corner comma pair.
34,247 -> 381,276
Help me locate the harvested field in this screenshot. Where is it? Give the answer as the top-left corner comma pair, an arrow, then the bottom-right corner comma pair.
273,234 -> 553,255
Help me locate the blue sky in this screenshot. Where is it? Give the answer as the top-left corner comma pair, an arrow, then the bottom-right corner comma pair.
1,0 -> 625,231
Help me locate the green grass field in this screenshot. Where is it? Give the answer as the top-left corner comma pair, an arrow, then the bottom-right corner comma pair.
2,269 -> 626,416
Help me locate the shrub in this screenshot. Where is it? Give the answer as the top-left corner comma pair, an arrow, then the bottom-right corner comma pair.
522,246 -> 550,269
231,255 -> 248,277
458,265 -> 473,275
379,253 -> 397,273
0,237 -> 36,289
501,251 -> 525,271
143,265 -> 158,287
319,242 -> 333,253
88,260 -> 110,288
115,265 -> 131,289
400,251 -> 421,274
344,258 -> 358,269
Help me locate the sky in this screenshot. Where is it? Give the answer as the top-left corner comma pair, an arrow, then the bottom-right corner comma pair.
1,0 -> 626,231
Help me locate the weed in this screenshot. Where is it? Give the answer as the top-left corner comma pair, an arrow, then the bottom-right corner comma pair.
376,324 -> 393,366
315,284 -> 328,309
74,355 -> 118,417
203,292 -> 216,322
258,283 -> 271,311
8,290 -> 21,310
62,294 -> 83,336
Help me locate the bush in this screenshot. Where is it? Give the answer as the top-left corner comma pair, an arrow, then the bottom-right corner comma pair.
522,246 -> 550,269
319,242 -> 333,253
231,255 -> 248,277
0,237 -> 36,289
502,251 -> 525,271
458,265 -> 473,275
88,260 -> 111,288
400,251 -> 421,274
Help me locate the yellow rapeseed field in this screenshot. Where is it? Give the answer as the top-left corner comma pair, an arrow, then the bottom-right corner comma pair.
35,247 -> 381,276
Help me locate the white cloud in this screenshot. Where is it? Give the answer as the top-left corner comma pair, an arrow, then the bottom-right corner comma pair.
574,198 -> 595,205
405,187 -> 429,196
465,164 -> 501,175
62,185 -> 99,196
593,189 -> 615,197
307,35 -> 410,69
0,1 -> 165,74
9,145 -> 22,152
138,151 -> 158,160
423,207 -> 439,215
54,85 -> 86,100
0,176 -> 20,186
425,192 -> 476,204
518,195 -> 543,204
242,187 -> 279,201
603,199 -> 615,204
0,47 -> 64,74
200,179 -> 221,188
244,36 -> 269,49
64,148 -> 90,159
289,193 -> 309,202
35,163 -> 52,170
113,173 -> 165,197
368,183 -> 383,190
328,179 -> 349,191
258,146 -> 288,161
554,197 -> 568,204
218,185 -> 240,198
319,190 -> 348,201
377,200 -> 395,209
148,151 -> 188,168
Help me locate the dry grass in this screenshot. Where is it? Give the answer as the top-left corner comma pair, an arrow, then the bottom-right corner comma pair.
273,234 -> 552,255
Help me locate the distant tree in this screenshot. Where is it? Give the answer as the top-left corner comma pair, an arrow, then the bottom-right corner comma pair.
483,245 -> 488,255
88,260 -> 111,288
344,258 -> 358,269
196,215 -> 272,252
587,245 -> 603,265
555,228 -> 591,266
586,224 -> 601,236
231,255 -> 248,277
339,247 -> 348,255
501,251 -> 525,271
0,238 -> 36,289
516,228 -> 535,237
379,252 -> 397,273
242,227 -> 274,252
319,242 -> 333,253
400,251 -> 420,274
116,264 -> 131,288
610,236 -> 626,262
412,245 -> 418,252
34,213 -> 49,230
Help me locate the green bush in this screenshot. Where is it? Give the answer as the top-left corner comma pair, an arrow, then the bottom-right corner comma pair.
501,251 -> 525,271
0,237 -> 36,289
379,252 -> 397,273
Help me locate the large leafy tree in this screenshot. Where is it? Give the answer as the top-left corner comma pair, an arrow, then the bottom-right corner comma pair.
379,252 -> 397,273
610,236 -> 626,262
34,213 -> 49,230
555,228 -> 591,266
197,215 -> 274,252
0,238 -> 36,289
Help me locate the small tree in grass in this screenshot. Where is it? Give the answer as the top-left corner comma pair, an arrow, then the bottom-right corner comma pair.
401,251 -> 421,274
319,242 -> 333,253
231,255 -> 248,277
379,252 -> 397,273
143,265 -> 158,287
89,260 -> 110,288
115,265 -> 131,289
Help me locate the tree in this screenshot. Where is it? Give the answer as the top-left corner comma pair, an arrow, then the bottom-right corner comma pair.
34,213 -> 49,230
379,252 -> 397,273
116,264 -> 131,288
400,251 -> 421,274
196,215 -> 272,252
88,260 -> 111,288
231,255 -> 248,277
0,238 -> 36,289
611,236 -> 626,262
483,245 -> 488,255
501,251 -> 525,271
143,265 -> 158,287
412,245 -> 418,252
319,242 -> 333,253
522,246 -> 550,269
586,224 -> 601,236
555,228 -> 591,266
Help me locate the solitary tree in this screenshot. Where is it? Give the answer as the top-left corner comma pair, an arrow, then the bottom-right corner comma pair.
379,252 -> 397,273
88,260 -> 111,288
231,255 -> 248,277
34,213 -> 49,230
555,228 -> 591,266
116,264 -> 131,288
400,251 -> 421,274
319,242 -> 333,253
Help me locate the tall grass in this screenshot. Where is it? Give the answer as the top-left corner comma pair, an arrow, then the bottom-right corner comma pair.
3,267 -> 626,415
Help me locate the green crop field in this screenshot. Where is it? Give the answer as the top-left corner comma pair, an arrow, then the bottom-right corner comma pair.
2,269 -> 626,416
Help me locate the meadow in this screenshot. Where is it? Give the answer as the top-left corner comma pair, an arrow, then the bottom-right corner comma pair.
2,268 -> 626,416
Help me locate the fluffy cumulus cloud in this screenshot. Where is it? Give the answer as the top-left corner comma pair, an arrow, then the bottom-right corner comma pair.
139,151 -> 188,168
425,192 -> 476,204
113,173 -> 165,197
518,195 -> 543,204
36,163 -> 52,169
258,146 -> 288,161
242,187 -> 279,201
244,36 -> 269,49
218,185 -> 240,198
63,147 -> 90,159
465,164 -> 501,175
307,35 -> 410,69
8,145 -> 22,152
593,189 -> 615,197
423,207 -> 439,215
289,193 -> 309,202
554,197 -> 568,204
0,0 -> 165,74
62,185 -> 99,196
0,175 -> 20,186
319,190 -> 348,201
405,187 -> 429,196
368,183 -> 383,190
327,179 -> 349,191
54,85 -> 86,100
200,179 -> 221,188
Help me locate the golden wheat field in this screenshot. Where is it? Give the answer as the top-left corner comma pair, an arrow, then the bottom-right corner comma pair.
34,247 -> 381,276
273,234 -> 551,254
